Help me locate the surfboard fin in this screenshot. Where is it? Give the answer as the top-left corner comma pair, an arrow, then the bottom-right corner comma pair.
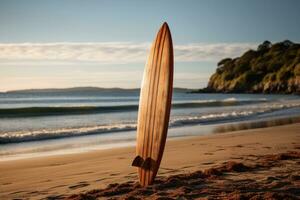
132,155 -> 144,167
142,157 -> 152,170
132,156 -> 156,170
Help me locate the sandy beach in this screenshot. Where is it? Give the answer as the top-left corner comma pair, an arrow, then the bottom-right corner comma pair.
1,123 -> 300,199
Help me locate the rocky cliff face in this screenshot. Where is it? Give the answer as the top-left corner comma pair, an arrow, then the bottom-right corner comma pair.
203,40 -> 300,94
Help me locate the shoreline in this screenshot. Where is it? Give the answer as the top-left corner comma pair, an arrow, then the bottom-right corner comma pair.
0,123 -> 299,199
1,115 -> 300,162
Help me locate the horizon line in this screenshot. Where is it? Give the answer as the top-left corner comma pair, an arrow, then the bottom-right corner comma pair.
0,86 -> 197,93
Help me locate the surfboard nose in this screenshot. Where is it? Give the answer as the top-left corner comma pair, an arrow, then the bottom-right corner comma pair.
156,22 -> 172,53
162,22 -> 169,28
160,22 -> 171,34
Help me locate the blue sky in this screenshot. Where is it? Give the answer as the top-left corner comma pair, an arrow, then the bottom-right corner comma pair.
0,0 -> 299,91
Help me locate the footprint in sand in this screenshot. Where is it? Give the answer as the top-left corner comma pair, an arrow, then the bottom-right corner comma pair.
180,165 -> 194,169
69,181 -> 90,190
27,190 -> 45,195
233,145 -> 244,148
110,172 -> 121,176
2,182 -> 12,185
202,162 -> 215,165
9,190 -> 27,195
216,148 -> 225,151
160,167 -> 175,171
229,156 -> 243,160
263,146 -> 272,149
49,184 -> 67,189
94,178 -> 107,182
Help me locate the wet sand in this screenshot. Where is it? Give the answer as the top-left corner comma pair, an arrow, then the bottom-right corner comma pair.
0,123 -> 300,199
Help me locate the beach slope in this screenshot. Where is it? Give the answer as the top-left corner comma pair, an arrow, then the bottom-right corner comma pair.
0,123 -> 299,199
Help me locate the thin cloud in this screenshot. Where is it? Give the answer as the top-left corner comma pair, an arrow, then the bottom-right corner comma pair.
0,42 -> 257,64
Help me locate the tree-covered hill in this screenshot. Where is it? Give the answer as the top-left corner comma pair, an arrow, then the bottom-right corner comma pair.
202,40 -> 300,94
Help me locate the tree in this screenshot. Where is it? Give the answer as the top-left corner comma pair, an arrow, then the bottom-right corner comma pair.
217,58 -> 232,67
257,40 -> 272,51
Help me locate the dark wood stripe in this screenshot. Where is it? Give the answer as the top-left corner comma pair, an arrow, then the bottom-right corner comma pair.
153,28 -> 173,179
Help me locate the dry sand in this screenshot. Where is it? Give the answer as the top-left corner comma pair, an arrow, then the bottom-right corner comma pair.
0,123 -> 300,199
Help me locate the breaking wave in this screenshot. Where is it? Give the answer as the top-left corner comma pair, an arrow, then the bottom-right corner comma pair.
1,101 -> 299,144
0,98 -> 267,118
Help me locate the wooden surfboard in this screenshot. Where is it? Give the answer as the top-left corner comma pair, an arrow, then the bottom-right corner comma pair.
132,22 -> 173,186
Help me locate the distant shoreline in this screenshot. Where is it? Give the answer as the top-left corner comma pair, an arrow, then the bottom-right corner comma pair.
0,86 -> 192,94
2,86 -> 300,95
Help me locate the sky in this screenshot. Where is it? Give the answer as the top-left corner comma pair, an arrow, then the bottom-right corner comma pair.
0,0 -> 300,91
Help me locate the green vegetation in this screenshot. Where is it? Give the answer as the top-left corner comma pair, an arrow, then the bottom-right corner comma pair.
203,40 -> 300,94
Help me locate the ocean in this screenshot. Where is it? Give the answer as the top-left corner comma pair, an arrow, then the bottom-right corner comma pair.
1,89 -> 300,160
